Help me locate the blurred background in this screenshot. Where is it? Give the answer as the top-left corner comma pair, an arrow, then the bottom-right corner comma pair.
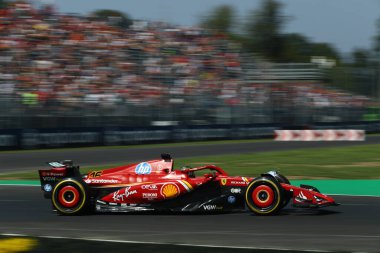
0,0 -> 379,149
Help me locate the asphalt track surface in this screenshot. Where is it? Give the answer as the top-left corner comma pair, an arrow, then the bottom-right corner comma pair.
0,186 -> 379,252
1,137 -> 380,252
0,135 -> 379,173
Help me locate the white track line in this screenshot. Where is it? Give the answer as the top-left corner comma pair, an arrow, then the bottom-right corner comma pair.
1,228 -> 379,239
0,233 -> 335,253
0,233 -> 374,253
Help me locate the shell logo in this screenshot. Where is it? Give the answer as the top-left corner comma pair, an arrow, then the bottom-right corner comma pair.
161,183 -> 179,198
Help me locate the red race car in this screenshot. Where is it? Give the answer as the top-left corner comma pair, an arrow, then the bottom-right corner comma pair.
38,154 -> 338,216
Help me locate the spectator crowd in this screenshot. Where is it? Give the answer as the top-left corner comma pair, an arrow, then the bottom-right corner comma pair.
0,2 -> 370,125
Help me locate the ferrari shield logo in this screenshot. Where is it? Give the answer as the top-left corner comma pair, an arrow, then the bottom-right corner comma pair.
221,178 -> 227,186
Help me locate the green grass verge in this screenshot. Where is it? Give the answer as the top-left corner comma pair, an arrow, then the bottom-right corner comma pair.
174,144 -> 380,179
1,144 -> 380,180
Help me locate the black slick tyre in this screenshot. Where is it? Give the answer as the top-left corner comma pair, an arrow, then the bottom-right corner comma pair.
245,176 -> 284,215
52,178 -> 89,215
274,173 -> 292,208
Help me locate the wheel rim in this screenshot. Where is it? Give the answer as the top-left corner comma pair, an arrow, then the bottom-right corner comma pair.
58,185 -> 80,208
252,185 -> 274,208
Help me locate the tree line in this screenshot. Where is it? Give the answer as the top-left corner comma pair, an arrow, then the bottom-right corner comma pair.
201,1 -> 379,66
201,0 -> 380,97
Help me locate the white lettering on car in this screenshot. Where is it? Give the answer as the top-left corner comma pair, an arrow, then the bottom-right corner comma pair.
230,181 -> 248,185
141,184 -> 158,190
203,205 -> 223,211
42,176 -> 58,181
230,188 -> 241,194
112,187 -> 137,201
142,193 -> 158,199
89,179 -> 119,184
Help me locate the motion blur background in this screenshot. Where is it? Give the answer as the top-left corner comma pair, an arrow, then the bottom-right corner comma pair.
0,0 -> 380,149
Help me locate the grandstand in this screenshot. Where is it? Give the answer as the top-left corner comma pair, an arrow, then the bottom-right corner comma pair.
0,1 -> 375,131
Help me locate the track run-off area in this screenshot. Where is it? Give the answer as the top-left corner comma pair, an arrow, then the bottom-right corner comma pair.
0,186 -> 379,253
0,136 -> 380,252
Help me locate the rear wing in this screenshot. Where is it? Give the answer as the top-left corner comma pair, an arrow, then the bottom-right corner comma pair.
38,160 -> 81,198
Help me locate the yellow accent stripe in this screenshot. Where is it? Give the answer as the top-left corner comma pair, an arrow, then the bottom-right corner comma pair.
182,180 -> 193,190
176,180 -> 193,192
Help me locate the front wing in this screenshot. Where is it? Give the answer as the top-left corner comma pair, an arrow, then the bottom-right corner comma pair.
281,183 -> 339,208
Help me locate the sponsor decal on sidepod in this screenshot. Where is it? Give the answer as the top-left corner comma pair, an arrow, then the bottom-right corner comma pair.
143,193 -> 158,199
141,184 -> 158,190
112,187 -> 137,202
160,183 -> 179,198
135,162 -> 152,175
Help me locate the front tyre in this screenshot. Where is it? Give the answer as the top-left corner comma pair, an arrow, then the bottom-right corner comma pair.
52,178 -> 89,215
245,176 -> 284,215
273,173 -> 292,208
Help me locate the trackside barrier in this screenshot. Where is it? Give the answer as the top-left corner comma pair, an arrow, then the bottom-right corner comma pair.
0,123 -> 377,150
274,129 -> 365,141
0,125 -> 277,149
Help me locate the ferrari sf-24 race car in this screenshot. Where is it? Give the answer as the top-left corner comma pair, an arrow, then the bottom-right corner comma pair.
38,154 -> 338,216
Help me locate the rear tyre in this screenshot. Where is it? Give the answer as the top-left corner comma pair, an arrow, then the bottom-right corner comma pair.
245,176 -> 284,215
52,178 -> 89,215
